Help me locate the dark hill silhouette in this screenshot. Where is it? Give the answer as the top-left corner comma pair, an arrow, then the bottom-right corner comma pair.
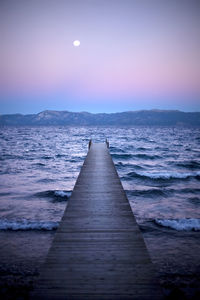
0,110 -> 200,126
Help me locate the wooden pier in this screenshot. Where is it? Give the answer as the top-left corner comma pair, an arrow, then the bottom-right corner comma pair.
31,142 -> 163,299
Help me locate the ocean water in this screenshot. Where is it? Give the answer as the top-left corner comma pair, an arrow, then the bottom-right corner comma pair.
0,126 -> 200,297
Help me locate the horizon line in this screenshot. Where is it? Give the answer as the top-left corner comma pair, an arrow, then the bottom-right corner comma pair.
1,108 -> 200,115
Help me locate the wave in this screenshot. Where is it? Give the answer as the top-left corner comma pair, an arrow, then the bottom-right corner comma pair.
41,155 -> 52,160
111,153 -> 133,160
188,197 -> 200,205
178,188 -> 200,194
0,192 -> 11,197
134,153 -> 161,160
55,154 -> 67,158
0,154 -> 24,160
0,219 -> 59,231
136,147 -> 151,151
35,190 -> 71,201
69,158 -> 83,163
176,161 -> 200,170
115,162 -> 144,170
54,190 -> 71,198
37,178 -> 57,183
127,188 -> 200,198
33,162 -> 46,167
112,153 -> 161,160
110,146 -> 125,153
126,171 -> 200,181
126,189 -> 167,197
155,218 -> 200,231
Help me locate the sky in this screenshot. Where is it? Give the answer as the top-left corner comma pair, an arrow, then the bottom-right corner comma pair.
0,0 -> 200,114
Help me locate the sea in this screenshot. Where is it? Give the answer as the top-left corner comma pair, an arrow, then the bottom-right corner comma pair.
0,126 -> 200,299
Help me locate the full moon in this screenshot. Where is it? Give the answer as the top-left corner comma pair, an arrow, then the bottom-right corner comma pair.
73,40 -> 80,47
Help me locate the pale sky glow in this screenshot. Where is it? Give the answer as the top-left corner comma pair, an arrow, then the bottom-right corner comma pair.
0,0 -> 200,113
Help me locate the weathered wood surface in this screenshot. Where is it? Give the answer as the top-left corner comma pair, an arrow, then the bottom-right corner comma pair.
31,143 -> 163,299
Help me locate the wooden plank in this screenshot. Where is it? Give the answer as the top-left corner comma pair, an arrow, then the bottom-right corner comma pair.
31,142 -> 163,299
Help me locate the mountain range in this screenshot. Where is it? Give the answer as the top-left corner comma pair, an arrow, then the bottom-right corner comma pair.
0,110 -> 200,126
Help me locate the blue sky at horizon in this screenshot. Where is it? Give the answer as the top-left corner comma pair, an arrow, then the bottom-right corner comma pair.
1,0 -> 200,114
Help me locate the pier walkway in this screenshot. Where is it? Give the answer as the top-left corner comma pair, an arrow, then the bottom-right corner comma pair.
31,142 -> 163,299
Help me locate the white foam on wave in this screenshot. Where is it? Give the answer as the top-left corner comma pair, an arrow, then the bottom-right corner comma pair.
139,171 -> 200,179
0,219 -> 59,231
54,190 -> 71,198
155,218 -> 200,231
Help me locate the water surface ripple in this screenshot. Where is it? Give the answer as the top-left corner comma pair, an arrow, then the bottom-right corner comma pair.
0,126 -> 200,296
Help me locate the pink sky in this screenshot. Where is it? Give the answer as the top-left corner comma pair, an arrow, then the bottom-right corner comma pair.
0,0 -> 200,113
